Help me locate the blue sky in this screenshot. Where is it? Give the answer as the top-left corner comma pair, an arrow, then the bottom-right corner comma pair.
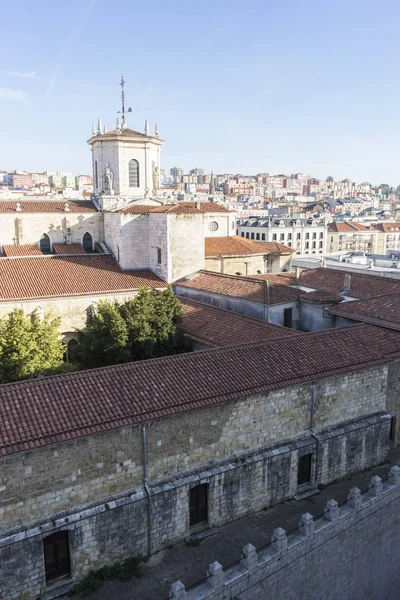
1,0 -> 400,184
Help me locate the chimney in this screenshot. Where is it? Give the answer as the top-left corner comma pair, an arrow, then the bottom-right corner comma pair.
343,273 -> 351,292
64,202 -> 70,212
195,201 -> 201,210
15,202 -> 22,212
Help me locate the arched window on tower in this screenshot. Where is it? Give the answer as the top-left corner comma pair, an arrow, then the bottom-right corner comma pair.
40,233 -> 51,254
95,160 -> 98,189
82,232 -> 93,253
129,159 -> 139,188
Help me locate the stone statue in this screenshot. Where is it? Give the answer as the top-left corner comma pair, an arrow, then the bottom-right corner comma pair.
152,161 -> 159,194
104,163 -> 114,194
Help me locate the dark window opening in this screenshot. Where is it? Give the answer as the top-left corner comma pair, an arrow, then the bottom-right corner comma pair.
40,233 -> 51,254
261,233 -> 265,241
95,160 -> 98,189
246,232 -> 249,239
189,483 -> 208,526
129,159 -> 140,188
83,232 -> 93,253
283,307 -> 292,328
43,531 -> 71,583
66,339 -> 78,363
157,247 -> 162,264
390,416 -> 396,441
298,453 -> 312,486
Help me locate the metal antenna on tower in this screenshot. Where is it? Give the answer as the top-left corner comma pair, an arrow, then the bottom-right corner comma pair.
118,76 -> 132,129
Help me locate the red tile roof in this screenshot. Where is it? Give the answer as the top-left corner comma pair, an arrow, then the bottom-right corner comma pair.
328,222 -> 369,232
374,222 -> 400,233
299,290 -> 344,304
205,236 -> 293,257
180,298 -> 300,347
178,202 -> 232,214
0,324 -> 399,457
176,271 -> 299,305
2,244 -> 43,257
119,204 -> 159,214
328,294 -> 400,330
53,244 -> 86,255
0,255 -> 166,301
298,268 -> 400,299
0,200 -> 97,213
150,204 -> 203,214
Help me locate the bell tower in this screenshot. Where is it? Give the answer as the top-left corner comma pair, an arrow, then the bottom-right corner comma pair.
88,77 -> 164,206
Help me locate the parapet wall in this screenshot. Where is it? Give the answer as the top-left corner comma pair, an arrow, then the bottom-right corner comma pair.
170,465 -> 400,600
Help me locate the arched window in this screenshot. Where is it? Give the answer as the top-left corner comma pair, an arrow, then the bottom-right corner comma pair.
82,232 -> 93,252
43,531 -> 71,583
40,233 -> 51,254
95,160 -> 98,189
67,339 -> 79,363
129,159 -> 139,188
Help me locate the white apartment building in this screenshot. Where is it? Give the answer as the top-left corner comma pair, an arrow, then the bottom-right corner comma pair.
237,216 -> 328,255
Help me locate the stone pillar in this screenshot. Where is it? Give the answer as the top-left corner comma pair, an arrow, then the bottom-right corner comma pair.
370,475 -> 383,497
272,527 -> 287,553
348,487 -> 362,511
324,499 -> 339,522
389,465 -> 400,486
241,543 -> 257,572
300,512 -> 315,538
207,561 -> 224,591
169,580 -> 187,599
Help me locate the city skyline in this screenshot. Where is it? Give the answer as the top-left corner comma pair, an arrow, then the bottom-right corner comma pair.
1,0 -> 400,183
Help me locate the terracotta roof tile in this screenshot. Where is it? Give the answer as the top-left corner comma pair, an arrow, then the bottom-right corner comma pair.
150,204 -> 203,214
299,290 -> 344,304
176,271 -> 299,305
328,222 -> 370,232
2,244 -> 43,257
299,268 -> 400,299
328,294 -> 400,330
374,222 -> 400,233
180,298 -> 300,347
119,204 -> 158,214
0,255 -> 166,301
0,200 -> 97,213
0,324 -> 399,457
53,243 -> 86,255
205,237 -> 293,257
178,202 -> 232,213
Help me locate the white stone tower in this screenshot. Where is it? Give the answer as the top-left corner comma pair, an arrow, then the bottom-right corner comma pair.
87,77 -> 163,205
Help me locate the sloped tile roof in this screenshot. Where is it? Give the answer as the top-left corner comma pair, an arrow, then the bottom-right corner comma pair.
0,324 -> 399,457
374,222 -> 400,233
0,255 -> 166,301
178,202 -> 232,213
299,268 -> 400,299
180,298 -> 300,347
0,200 -> 97,213
328,222 -> 370,232
176,271 -> 299,305
2,244 -> 43,257
205,236 -> 293,257
150,204 -> 203,214
328,294 -> 400,330
119,204 -> 158,214
53,244 -> 86,255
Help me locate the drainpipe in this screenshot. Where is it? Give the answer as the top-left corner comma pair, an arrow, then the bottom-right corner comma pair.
142,423 -> 152,556
310,382 -> 320,489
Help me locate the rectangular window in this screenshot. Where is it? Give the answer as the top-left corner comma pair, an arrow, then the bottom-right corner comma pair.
190,484 -> 208,526
280,233 -> 285,241
320,232 -> 324,239
246,232 -> 249,238
157,247 -> 162,264
297,232 -> 301,240
288,233 -> 292,240
256,233 -> 260,240
305,242 -> 309,249
312,232 -> 317,239
319,241 -> 323,248
390,416 -> 397,442
331,236 -> 333,242
44,532 -> 71,583
261,233 -> 265,241
241,232 -> 244,237
272,233 -> 277,241
305,233 -> 310,240
312,241 -> 316,249
298,454 -> 312,486
283,307 -> 292,328
251,233 -> 255,239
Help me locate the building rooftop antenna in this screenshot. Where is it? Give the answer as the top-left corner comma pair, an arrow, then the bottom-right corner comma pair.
118,76 -> 132,129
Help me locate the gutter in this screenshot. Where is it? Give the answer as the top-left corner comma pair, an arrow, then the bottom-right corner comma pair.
142,423 -> 152,556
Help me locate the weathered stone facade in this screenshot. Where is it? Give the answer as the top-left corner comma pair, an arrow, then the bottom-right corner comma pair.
0,365 -> 393,599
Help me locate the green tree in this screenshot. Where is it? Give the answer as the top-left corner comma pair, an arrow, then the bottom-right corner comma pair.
77,286 -> 191,368
0,308 -> 65,383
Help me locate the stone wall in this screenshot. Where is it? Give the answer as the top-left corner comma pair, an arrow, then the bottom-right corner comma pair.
170,466 -> 400,600
168,214 -> 205,282
0,211 -> 101,250
119,213 -> 150,269
0,365 -> 392,598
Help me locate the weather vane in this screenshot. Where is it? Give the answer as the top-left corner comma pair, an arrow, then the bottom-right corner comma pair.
118,76 -> 132,126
